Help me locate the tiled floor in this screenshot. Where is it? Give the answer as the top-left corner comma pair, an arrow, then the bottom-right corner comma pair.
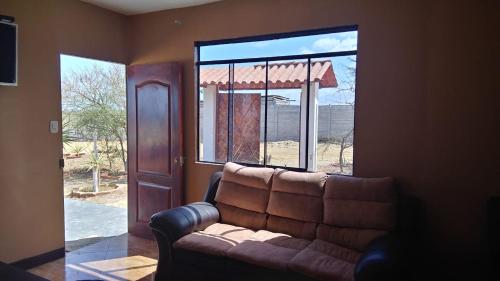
29,234 -> 158,281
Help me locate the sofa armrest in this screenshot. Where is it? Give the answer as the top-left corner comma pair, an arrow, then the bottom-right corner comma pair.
149,201 -> 220,242
354,233 -> 408,281
203,171 -> 223,204
149,202 -> 219,281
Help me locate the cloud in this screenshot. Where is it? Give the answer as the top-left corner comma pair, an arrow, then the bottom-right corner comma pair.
313,37 -> 341,51
300,47 -> 314,54
312,36 -> 357,52
298,33 -> 358,54
253,41 -> 271,48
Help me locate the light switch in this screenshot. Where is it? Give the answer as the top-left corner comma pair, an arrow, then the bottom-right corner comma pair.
50,120 -> 59,133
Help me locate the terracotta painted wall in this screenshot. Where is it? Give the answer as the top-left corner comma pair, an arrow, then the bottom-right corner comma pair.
126,0 -> 499,278
0,0 -> 127,263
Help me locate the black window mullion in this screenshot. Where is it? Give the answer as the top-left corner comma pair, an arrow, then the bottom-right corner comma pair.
195,25 -> 357,47
305,58 -> 311,170
197,50 -> 357,66
227,63 -> 235,162
196,47 -> 201,162
264,61 -> 269,166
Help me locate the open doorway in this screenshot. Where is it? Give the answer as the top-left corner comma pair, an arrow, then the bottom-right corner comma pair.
60,54 -> 127,251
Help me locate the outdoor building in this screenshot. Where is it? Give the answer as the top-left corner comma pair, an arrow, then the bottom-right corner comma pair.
199,60 -> 348,172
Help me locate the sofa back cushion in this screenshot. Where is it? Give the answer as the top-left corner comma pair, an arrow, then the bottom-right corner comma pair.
215,162 -> 274,230
318,175 -> 396,251
266,169 -> 327,239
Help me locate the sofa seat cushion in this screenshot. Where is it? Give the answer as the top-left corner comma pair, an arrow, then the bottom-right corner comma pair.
266,215 -> 317,241
227,230 -> 311,271
316,224 -> 387,252
173,223 -> 255,256
290,239 -> 361,281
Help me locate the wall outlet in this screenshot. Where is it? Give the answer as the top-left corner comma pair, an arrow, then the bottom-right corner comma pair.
50,120 -> 58,133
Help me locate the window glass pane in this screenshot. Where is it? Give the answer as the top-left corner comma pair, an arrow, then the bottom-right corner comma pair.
197,27 -> 358,171
230,62 -> 266,164
200,31 -> 358,61
198,64 -> 229,163
265,59 -> 307,169
311,55 -> 356,174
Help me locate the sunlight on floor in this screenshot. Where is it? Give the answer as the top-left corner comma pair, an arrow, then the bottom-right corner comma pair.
29,234 -> 158,281
67,256 -> 157,281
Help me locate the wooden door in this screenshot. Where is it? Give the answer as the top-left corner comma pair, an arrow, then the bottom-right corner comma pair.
127,62 -> 183,238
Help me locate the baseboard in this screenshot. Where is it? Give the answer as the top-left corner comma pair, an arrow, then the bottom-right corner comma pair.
10,247 -> 65,270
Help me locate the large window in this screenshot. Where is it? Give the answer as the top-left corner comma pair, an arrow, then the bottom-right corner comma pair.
196,26 -> 357,174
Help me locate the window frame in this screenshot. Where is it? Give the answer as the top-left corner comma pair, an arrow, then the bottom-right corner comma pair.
195,25 -> 358,173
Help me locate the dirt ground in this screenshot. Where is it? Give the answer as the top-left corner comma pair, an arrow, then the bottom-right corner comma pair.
64,173 -> 128,208
63,140 -> 353,209
264,141 -> 353,174
63,141 -> 128,208
200,141 -> 353,174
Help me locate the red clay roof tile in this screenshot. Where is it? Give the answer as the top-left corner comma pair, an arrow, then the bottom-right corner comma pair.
200,60 -> 337,90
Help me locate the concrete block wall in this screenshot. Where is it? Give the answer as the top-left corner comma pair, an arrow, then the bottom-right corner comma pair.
199,103 -> 354,143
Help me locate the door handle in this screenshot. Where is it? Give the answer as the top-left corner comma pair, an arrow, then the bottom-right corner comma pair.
174,157 -> 185,166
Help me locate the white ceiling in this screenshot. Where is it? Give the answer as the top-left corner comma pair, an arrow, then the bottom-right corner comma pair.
80,0 -> 221,15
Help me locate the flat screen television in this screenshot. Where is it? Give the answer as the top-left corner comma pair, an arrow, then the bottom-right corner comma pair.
0,20 -> 17,86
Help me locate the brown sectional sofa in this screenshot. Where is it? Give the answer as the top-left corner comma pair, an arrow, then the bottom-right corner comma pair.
150,162 -> 411,281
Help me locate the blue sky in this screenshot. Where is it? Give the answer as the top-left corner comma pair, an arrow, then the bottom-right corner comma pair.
60,54 -> 124,78
60,30 -> 357,106
200,31 -> 358,105
200,31 -> 357,60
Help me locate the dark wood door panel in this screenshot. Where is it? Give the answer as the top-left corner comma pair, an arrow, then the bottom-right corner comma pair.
136,82 -> 171,176
137,181 -> 172,223
127,62 -> 183,239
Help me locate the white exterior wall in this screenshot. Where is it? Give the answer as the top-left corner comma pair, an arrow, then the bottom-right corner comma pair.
202,85 -> 217,162
300,82 -> 319,171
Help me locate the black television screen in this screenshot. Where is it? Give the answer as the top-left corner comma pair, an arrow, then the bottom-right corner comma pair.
0,21 -> 17,86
